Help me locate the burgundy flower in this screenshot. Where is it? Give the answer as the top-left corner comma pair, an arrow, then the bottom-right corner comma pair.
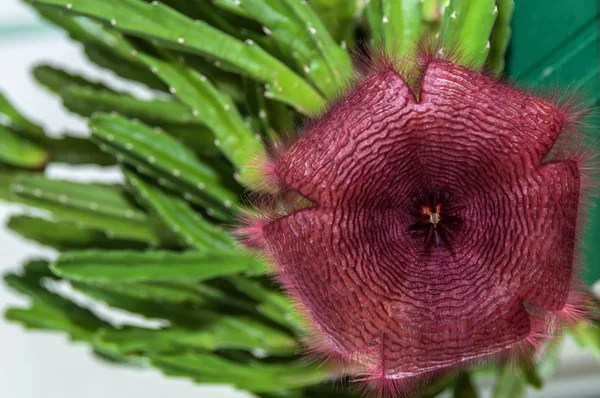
239,50 -> 590,393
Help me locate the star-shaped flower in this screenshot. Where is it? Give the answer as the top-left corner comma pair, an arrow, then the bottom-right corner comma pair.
239,52 -> 589,393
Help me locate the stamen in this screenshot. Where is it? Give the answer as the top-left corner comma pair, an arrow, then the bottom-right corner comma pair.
421,205 -> 442,227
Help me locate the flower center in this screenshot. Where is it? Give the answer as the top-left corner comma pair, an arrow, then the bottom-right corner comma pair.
408,192 -> 462,249
422,205 -> 442,227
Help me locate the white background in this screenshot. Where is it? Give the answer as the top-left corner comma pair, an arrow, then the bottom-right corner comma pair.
0,1 -> 598,397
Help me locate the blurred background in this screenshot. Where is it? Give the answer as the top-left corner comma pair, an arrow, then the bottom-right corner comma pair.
0,1 -> 599,397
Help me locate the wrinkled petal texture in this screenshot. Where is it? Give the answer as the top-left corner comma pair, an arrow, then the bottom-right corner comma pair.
258,60 -> 582,382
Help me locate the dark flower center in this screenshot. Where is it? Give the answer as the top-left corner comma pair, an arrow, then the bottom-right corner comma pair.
408,192 -> 462,248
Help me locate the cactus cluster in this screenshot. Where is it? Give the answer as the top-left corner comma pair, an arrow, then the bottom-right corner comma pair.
1,1 -> 598,398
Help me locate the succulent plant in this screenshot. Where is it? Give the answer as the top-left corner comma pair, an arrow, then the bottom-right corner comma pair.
1,1 -> 599,397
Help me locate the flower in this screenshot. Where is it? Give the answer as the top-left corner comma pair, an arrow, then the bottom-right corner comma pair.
238,49 -> 590,393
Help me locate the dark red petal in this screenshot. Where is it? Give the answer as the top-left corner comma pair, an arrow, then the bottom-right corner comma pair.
516,160 -> 580,310
376,300 -> 531,377
262,208 -> 384,355
419,60 -> 566,166
275,67 -> 417,208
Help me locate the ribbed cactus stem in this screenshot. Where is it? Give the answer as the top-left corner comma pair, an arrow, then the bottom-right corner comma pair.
422,0 -> 442,23
439,0 -> 497,69
488,0 -> 515,77
379,0 -> 424,58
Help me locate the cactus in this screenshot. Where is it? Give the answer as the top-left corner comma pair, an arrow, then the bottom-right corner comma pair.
1,1 -> 598,397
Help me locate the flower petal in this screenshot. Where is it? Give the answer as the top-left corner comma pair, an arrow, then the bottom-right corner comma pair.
516,160 -> 580,310
275,68 -> 417,208
375,300 -> 531,377
262,208 -> 386,355
419,60 -> 565,167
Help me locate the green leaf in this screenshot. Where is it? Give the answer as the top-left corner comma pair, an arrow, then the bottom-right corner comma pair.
420,372 -> 460,398
44,135 -> 117,166
227,276 -> 303,333
60,85 -> 197,123
7,214 -> 147,250
5,305 -> 93,341
1,74 -> 115,167
162,0 -> 272,49
29,6 -> 268,182
536,338 -> 562,379
366,0 -> 384,48
4,261 -> 135,364
213,0 -> 353,98
31,5 -> 160,86
0,171 -> 19,202
71,280 -> 222,327
572,320 -> 600,363
453,373 -> 478,398
277,383 -> 358,398
309,0 -> 357,45
37,68 -> 234,144
507,0 -> 599,92
520,361 -> 543,390
31,0 -> 325,114
30,6 -> 244,109
90,113 -> 237,218
149,354 -> 328,392
185,58 -> 247,105
4,261 -> 109,342
487,0 -> 514,77
439,0 -> 498,69
492,366 -> 526,398
125,170 -> 235,252
0,92 -> 44,138
11,174 -> 165,244
135,53 -> 265,179
372,0 -> 423,58
98,317 -> 297,356
89,280 -> 210,305
71,278 -> 286,338
211,0 -> 251,18
161,123 -> 224,157
33,64 -> 116,95
0,126 -> 48,169
422,0 -> 443,25
52,250 -> 267,283
84,44 -> 168,91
